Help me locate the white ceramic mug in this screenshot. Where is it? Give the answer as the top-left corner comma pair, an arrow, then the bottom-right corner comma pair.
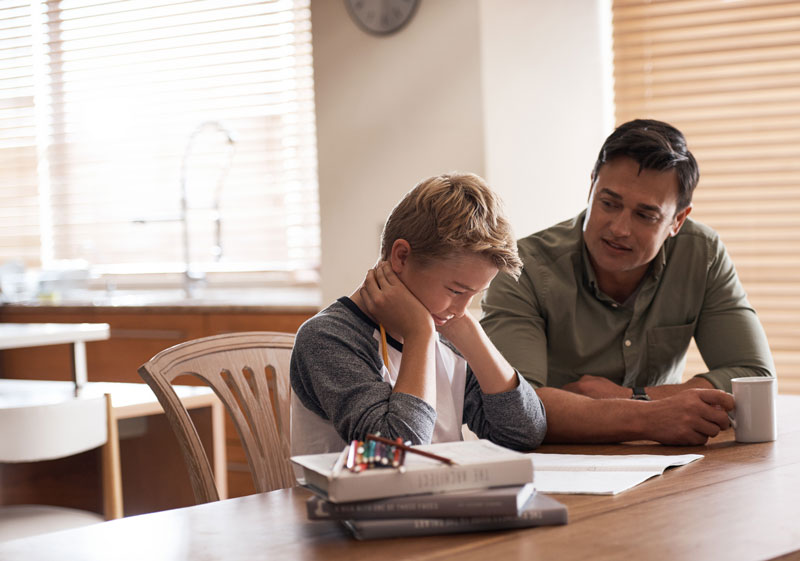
730,377 -> 777,443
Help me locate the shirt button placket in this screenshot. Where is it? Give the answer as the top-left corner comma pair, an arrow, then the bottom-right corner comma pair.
622,335 -> 636,387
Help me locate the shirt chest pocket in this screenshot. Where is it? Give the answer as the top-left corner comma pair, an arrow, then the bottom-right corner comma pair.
646,322 -> 696,385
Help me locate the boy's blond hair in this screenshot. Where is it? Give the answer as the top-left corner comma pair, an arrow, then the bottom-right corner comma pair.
380,172 -> 523,279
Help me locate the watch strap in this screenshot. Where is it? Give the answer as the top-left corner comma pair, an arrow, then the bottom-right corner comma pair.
631,386 -> 651,401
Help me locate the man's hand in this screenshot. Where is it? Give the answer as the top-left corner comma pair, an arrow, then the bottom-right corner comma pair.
359,261 -> 434,342
562,375 -> 631,399
645,389 -> 734,445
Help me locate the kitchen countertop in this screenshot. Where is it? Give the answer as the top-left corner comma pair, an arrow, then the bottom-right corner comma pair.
0,286 -> 322,314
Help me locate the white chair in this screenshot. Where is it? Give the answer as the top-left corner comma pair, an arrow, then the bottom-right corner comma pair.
138,331 -> 296,505
0,394 -> 123,542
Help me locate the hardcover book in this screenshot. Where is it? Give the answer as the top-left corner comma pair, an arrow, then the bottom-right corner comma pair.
342,492 -> 568,540
307,483 -> 535,520
290,439 -> 535,503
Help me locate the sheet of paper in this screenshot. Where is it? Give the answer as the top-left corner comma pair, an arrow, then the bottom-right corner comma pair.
533,470 -> 661,495
526,453 -> 703,495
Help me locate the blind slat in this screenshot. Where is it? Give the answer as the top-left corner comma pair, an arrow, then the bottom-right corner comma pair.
0,0 -> 319,281
613,0 -> 800,392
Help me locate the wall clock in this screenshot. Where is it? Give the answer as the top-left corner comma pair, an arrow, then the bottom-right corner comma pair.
345,0 -> 420,35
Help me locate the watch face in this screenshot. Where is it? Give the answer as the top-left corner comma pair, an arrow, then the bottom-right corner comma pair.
345,0 -> 419,35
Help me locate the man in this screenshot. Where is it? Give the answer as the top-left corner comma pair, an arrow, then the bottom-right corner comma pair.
481,119 -> 775,445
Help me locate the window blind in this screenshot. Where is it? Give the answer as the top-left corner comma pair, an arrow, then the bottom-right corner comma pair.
0,2 -> 40,266
612,0 -> 800,392
0,0 -> 319,284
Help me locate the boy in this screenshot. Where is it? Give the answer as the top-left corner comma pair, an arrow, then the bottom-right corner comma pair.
290,173 -> 546,455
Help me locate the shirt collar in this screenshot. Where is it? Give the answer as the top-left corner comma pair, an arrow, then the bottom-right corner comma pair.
337,296 -> 404,352
651,240 -> 667,281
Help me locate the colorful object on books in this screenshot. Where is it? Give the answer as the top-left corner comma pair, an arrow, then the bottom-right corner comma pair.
340,435 -> 404,473
290,439 -> 535,503
341,492 -> 568,540
341,434 -> 453,474
307,483 -> 536,520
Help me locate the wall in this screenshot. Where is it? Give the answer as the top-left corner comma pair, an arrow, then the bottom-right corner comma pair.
312,0 -> 613,304
311,0 -> 486,304
478,0 -> 613,237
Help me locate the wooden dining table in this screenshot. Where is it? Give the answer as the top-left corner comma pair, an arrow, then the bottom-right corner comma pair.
1,394 -> 798,561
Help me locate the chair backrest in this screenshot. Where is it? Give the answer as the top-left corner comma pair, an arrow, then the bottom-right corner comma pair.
138,331 -> 296,504
0,394 -> 123,520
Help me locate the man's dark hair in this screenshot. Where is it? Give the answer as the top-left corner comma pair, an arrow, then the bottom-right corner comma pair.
592,119 -> 699,212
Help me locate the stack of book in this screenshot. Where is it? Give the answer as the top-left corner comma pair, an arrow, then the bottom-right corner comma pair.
290,439 -> 568,540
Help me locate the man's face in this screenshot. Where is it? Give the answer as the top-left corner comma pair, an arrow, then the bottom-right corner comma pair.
583,156 -> 691,288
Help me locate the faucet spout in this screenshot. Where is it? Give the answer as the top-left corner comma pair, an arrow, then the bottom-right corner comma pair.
178,121 -> 237,293
133,120 -> 236,295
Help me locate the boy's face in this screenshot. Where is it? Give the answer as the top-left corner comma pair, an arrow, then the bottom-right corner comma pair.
397,252 -> 498,326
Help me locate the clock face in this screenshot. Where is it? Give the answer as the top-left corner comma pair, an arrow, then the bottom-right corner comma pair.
345,0 -> 419,35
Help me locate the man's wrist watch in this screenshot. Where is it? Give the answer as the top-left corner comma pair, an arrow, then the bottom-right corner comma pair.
631,386 -> 651,401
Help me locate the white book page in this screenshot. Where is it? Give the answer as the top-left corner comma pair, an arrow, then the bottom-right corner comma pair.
533,470 -> 659,495
526,453 -> 703,495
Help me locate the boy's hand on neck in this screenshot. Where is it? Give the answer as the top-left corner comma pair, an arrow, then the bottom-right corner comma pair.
356,261 -> 437,407
358,261 -> 434,343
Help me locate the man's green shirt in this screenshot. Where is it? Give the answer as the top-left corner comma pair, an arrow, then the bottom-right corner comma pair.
481,211 -> 775,393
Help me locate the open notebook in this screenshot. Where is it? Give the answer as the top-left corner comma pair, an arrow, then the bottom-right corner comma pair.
526,453 -> 703,495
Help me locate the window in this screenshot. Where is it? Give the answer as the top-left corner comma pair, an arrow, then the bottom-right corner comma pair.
0,0 -> 319,287
612,0 -> 800,392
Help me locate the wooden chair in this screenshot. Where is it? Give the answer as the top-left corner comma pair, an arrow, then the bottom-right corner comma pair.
0,394 -> 123,542
138,331 -> 296,504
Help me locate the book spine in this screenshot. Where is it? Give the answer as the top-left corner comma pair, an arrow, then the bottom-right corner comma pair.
327,459 -> 533,503
343,504 -> 568,540
306,492 -> 525,520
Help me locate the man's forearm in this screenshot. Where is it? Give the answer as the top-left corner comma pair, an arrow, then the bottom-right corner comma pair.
561,374 -> 713,401
537,384 -> 734,445
537,387 -> 645,443
644,376 -> 713,400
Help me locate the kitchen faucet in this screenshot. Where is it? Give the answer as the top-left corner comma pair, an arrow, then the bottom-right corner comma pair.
179,121 -> 236,292
134,121 -> 236,296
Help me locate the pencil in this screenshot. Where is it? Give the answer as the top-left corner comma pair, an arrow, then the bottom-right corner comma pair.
365,434 -> 456,466
345,440 -> 358,470
330,444 -> 350,478
379,324 -> 390,367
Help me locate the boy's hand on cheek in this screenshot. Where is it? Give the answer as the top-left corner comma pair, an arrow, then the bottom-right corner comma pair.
437,312 -> 480,353
360,262 -> 434,340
